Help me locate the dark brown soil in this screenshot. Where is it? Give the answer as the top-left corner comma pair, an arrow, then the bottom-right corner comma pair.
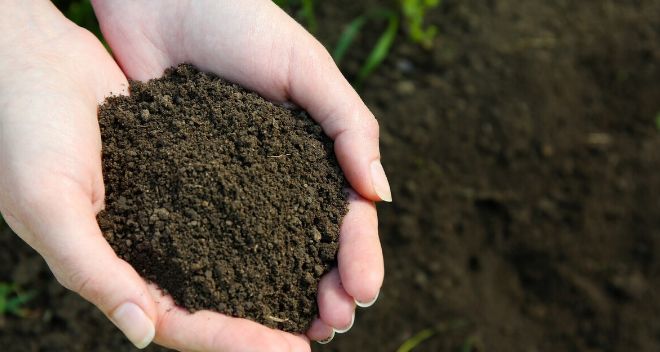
1,0 -> 660,351
97,64 -> 347,333
315,0 -> 660,351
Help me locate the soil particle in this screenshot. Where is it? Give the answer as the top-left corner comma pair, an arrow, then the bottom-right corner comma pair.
96,64 -> 348,333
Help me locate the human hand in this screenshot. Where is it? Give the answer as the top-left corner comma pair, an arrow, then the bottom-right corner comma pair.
92,0 -> 390,346
0,0 -> 389,350
0,0 -> 162,349
0,4 -> 309,350
92,0 -> 391,347
0,2 -> 308,350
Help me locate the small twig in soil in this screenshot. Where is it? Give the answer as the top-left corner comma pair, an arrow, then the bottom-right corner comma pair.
268,153 -> 291,158
267,315 -> 289,323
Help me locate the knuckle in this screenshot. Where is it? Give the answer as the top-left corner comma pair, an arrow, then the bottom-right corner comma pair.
364,115 -> 380,139
52,255 -> 102,302
306,36 -> 333,64
70,271 -> 94,296
60,267 -> 108,310
55,265 -> 92,294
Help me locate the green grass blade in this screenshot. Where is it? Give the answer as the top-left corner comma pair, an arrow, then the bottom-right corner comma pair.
300,0 -> 317,33
400,0 -> 441,48
5,290 -> 36,316
655,112 -> 660,131
461,335 -> 478,352
66,0 -> 100,37
0,282 -> 36,316
63,0 -> 109,51
333,16 -> 368,64
272,0 -> 315,33
0,296 -> 6,315
396,328 -> 437,352
0,283 -> 15,315
357,13 -> 399,84
0,283 -> 13,297
273,0 -> 290,7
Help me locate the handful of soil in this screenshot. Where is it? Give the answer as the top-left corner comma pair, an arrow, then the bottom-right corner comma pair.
96,64 -> 348,332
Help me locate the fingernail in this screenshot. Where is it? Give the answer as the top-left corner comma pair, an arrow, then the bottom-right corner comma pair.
334,311 -> 355,334
370,160 -> 392,202
356,291 -> 379,308
316,329 -> 335,345
110,302 -> 155,349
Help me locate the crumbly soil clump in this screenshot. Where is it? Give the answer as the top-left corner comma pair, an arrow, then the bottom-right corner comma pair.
97,64 -> 348,333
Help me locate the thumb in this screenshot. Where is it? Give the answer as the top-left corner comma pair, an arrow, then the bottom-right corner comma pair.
171,0 -> 392,202
17,187 -> 157,349
283,33 -> 392,202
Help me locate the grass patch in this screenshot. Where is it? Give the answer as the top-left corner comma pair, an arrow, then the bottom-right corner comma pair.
396,320 -> 469,352
401,0 -> 441,48
333,9 -> 400,86
55,0 -> 103,39
0,282 -> 37,317
332,0 -> 440,85
461,334 -> 479,352
57,0 -> 442,84
357,13 -> 399,84
274,0 -> 318,33
396,327 -> 437,352
277,0 -> 441,84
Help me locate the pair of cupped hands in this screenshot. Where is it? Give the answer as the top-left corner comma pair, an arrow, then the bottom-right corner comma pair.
0,1 -> 391,351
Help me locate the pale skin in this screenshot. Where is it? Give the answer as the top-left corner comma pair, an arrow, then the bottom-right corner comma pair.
0,1 -> 391,351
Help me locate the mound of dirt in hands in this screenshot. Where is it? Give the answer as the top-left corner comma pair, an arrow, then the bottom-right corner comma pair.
96,64 -> 348,333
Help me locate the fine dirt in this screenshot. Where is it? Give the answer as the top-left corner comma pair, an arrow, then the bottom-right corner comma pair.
96,64 -> 347,333
1,0 -> 660,351
316,0 -> 660,351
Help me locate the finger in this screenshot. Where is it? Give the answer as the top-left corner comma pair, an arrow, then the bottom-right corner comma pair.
153,0 -> 393,202
283,31 -> 392,203
149,287 -> 310,352
317,268 -> 356,332
338,190 -> 383,305
18,186 -> 157,349
306,318 -> 335,344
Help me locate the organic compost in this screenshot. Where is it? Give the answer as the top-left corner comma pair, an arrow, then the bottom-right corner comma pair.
96,64 -> 348,333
